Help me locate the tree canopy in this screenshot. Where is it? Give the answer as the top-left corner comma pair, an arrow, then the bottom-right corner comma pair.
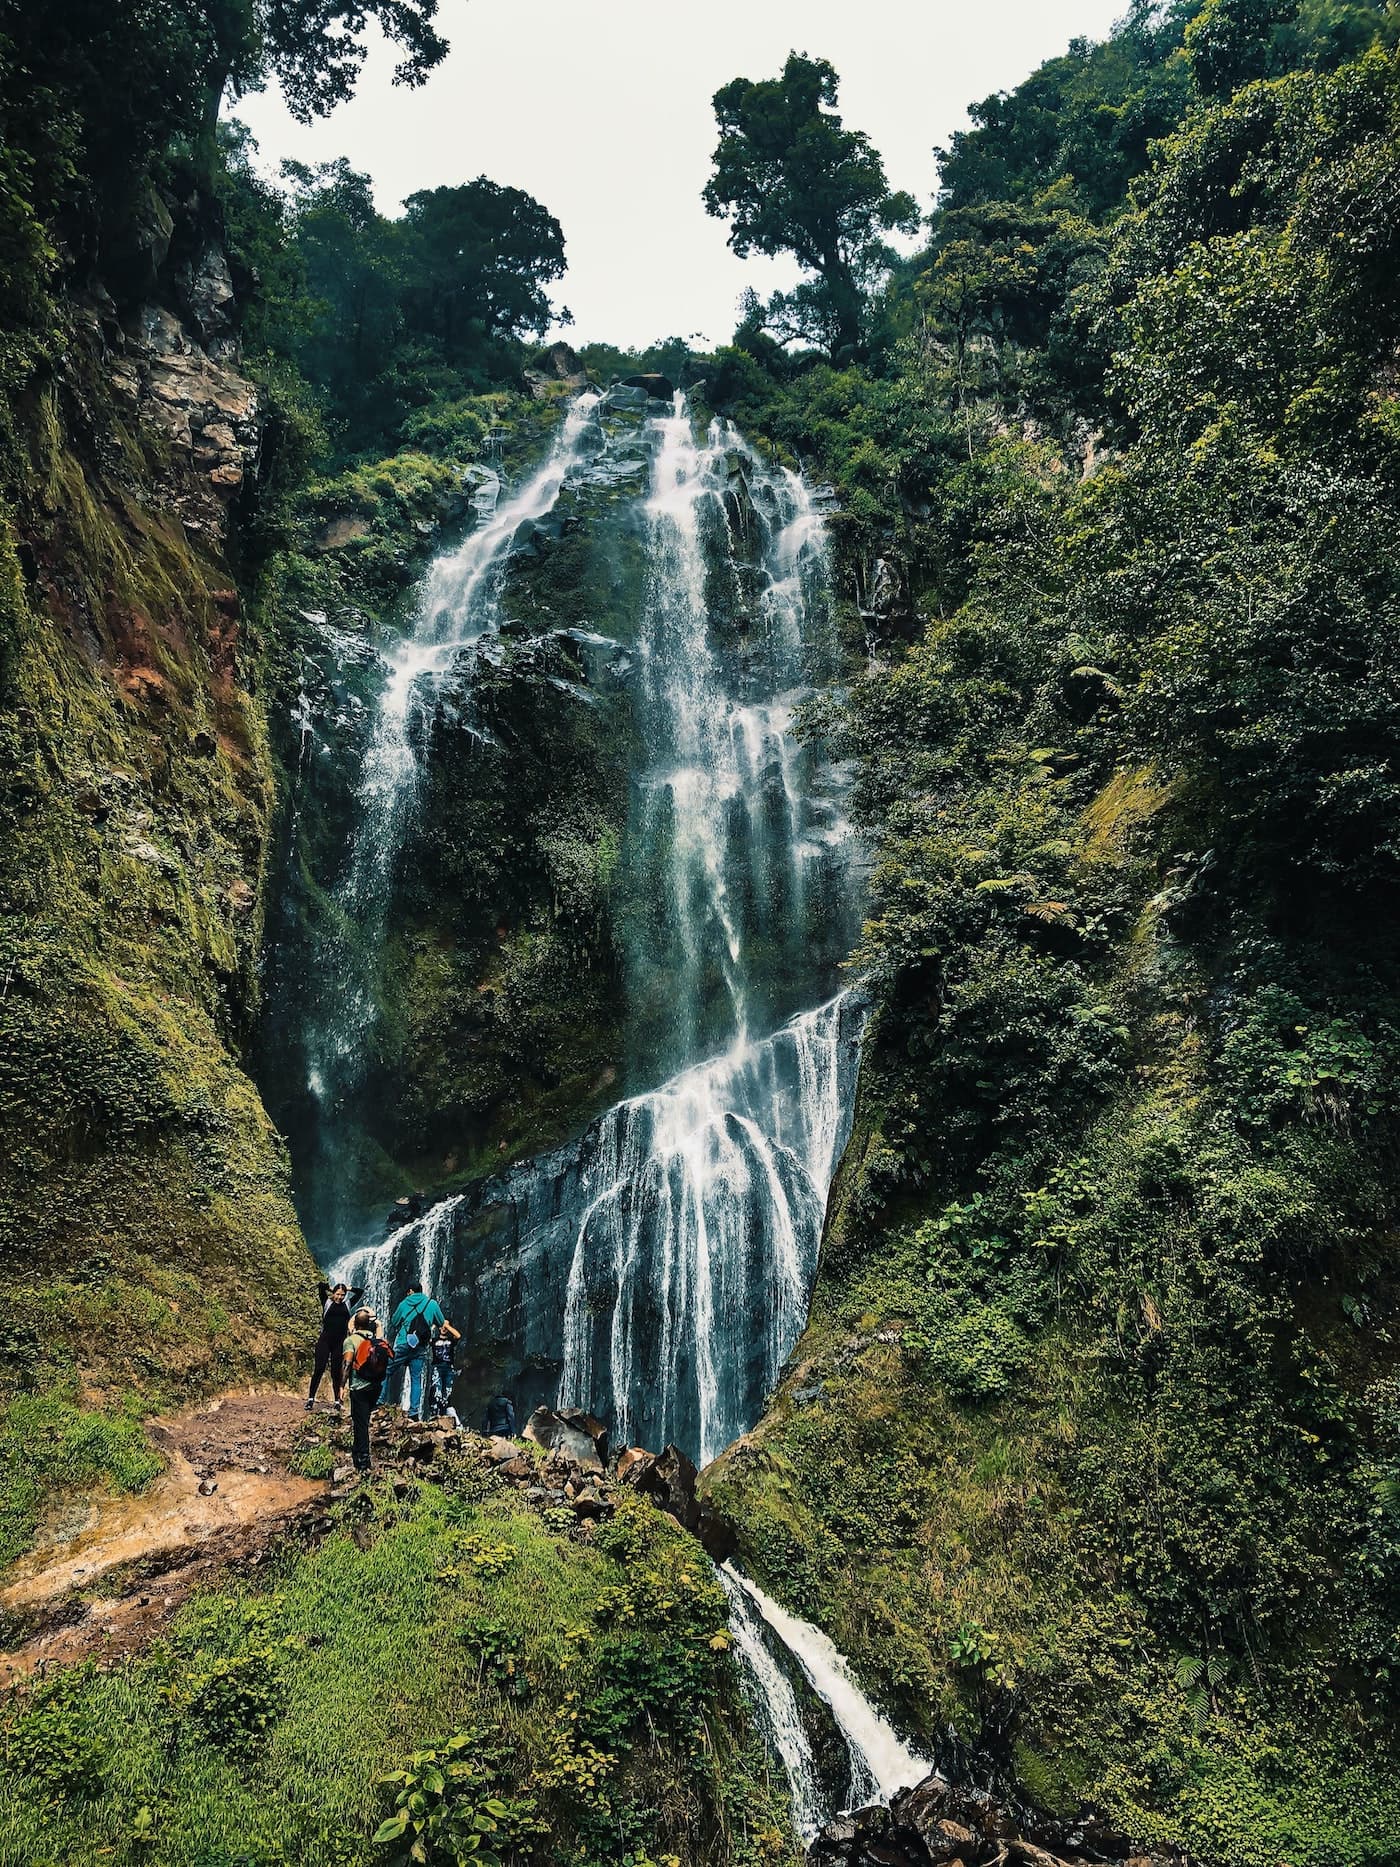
703,51 -> 917,358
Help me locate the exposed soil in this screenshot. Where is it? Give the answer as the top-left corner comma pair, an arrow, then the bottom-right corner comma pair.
0,1398 -> 713,1688
0,1388 -> 333,1683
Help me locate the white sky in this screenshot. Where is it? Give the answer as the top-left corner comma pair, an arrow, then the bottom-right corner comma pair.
233,0 -> 1126,351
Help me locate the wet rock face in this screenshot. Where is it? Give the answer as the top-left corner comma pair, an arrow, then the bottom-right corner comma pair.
113,299 -> 258,537
523,1405 -> 609,1473
808,1775 -> 1182,1867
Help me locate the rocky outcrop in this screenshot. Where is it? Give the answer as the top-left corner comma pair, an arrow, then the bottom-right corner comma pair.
523,1404 -> 609,1472
618,1443 -> 735,1559
809,1776 -> 1185,1867
0,184 -> 315,1454
110,298 -> 259,536
524,340 -> 590,399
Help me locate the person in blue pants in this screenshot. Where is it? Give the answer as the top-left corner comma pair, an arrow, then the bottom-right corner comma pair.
386,1283 -> 445,1422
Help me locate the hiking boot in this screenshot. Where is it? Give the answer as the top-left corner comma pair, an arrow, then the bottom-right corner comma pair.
304,1399 -> 315,1412
332,1401 -> 344,1415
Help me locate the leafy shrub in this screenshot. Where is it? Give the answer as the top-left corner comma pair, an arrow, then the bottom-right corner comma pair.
184,1647 -> 291,1755
373,1731 -> 548,1867
0,1702 -> 106,1801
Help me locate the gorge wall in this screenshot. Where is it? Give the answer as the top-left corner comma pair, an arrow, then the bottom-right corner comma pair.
0,194 -> 314,1463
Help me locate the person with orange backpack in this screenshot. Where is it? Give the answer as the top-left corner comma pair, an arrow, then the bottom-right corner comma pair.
342,1309 -> 393,1476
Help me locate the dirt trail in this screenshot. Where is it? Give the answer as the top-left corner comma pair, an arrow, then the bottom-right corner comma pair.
0,1389 -> 331,1683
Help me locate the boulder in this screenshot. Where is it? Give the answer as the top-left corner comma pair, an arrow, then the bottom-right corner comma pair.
602,383 -> 649,415
807,1772 -> 1176,1867
523,341 -> 591,399
484,1436 -> 520,1465
622,372 -> 675,401
523,1405 -> 608,1473
625,1443 -> 699,1528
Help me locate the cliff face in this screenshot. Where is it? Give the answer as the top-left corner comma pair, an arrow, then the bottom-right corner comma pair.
0,194 -> 314,1442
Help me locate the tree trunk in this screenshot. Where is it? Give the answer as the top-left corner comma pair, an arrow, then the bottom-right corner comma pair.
196,45 -> 235,187
822,253 -> 863,360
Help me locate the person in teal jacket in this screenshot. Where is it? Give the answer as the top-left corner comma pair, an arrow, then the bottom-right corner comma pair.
385,1282 -> 445,1422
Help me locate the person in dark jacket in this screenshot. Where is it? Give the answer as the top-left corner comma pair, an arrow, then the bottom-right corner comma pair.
481,1392 -> 517,1437
306,1280 -> 365,1412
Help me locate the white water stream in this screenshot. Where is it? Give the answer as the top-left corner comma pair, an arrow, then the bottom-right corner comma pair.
325,387 -> 863,1464
723,1563 -> 931,1821
304,392 -> 604,1123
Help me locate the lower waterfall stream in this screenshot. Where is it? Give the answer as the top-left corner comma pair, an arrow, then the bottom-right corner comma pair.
721,1565 -> 932,1837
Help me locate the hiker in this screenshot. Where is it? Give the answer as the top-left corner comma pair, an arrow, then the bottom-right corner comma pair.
343,1309 -> 393,1476
306,1279 -> 365,1412
386,1282 -> 446,1422
429,1318 -> 463,1419
481,1391 -> 517,1437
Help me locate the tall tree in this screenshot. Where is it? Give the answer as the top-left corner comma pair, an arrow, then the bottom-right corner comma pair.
200,0 -> 453,170
400,179 -> 566,356
703,50 -> 918,358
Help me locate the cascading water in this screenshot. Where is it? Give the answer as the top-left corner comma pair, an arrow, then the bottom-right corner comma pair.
719,1569 -> 828,1841
336,992 -> 864,1459
722,1565 -> 931,1817
298,393 -> 604,1237
325,384 -> 863,1464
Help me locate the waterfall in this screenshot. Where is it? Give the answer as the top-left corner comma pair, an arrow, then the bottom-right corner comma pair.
721,1565 -> 930,1814
719,1568 -> 828,1841
557,993 -> 860,1463
626,395 -> 849,1074
316,386 -> 865,1466
330,991 -> 864,1460
299,393 -> 604,1234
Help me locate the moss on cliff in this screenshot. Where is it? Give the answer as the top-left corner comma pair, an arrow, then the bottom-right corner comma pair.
255,395 -> 646,1241
0,310 -> 316,1556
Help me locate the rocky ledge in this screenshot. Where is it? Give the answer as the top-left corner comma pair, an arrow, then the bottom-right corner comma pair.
335,1403 -> 735,1557
810,1775 -> 1188,1867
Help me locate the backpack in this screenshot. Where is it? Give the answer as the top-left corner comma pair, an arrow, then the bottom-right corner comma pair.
355,1337 -> 392,1389
401,1298 -> 434,1351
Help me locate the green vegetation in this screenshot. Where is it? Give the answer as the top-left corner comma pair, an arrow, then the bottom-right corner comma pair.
0,1386 -> 161,1570
0,0 -> 577,1559
232,147 -> 569,460
702,2 -> 1400,1858
704,52 -> 919,359
0,1473 -> 797,1867
8,0 -> 1400,1858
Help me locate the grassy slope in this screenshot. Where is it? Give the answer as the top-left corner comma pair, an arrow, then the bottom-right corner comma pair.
0,1467 -> 798,1867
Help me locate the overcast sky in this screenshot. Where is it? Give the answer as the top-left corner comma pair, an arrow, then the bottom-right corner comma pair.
233,0 -> 1125,351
